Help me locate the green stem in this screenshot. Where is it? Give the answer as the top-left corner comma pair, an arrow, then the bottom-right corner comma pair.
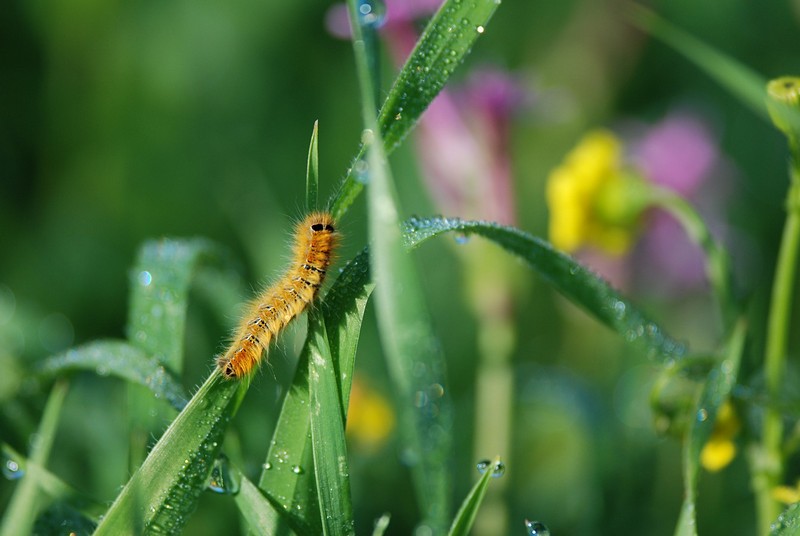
755,166 -> 800,534
650,188 -> 736,331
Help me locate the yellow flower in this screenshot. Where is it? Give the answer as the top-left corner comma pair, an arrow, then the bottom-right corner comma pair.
346,375 -> 396,452
546,130 -> 649,255
700,401 -> 740,472
773,484 -> 800,505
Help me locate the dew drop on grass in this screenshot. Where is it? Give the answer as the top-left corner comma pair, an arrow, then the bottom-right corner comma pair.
525,519 -> 550,536
206,455 -> 240,495
357,0 -> 386,29
476,459 -> 505,477
2,457 -> 24,480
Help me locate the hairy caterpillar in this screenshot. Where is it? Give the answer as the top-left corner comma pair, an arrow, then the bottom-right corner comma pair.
217,212 -> 338,379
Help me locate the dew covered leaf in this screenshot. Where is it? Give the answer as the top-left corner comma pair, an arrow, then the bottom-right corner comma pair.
448,457 -> 501,536
403,216 -> 686,363
254,249 -> 373,535
330,0 -> 501,220
93,372 -> 245,536
34,340 -> 187,411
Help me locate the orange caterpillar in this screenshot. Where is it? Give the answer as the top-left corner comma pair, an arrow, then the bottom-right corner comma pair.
217,212 -> 338,379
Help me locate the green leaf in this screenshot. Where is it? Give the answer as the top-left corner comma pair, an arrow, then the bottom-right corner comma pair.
234,470 -> 295,536
674,319 -> 746,536
771,504 -> 800,535
626,5 -> 767,120
308,311 -> 355,536
1,380 -> 69,536
329,0 -> 501,221
34,340 -> 187,411
128,238 -> 231,373
447,457 -> 500,536
364,120 -> 452,531
371,514 -> 391,536
307,120 -> 320,212
403,216 -> 687,363
93,372 -> 245,536
255,249 -> 374,535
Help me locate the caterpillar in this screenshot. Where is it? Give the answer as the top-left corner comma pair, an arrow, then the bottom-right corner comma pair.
217,212 -> 338,380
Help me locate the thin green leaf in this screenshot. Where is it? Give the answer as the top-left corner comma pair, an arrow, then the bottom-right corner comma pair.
307,120 -> 320,212
447,457 -> 500,536
626,5 -> 767,120
1,380 -> 69,536
771,504 -> 800,535
34,340 -> 187,411
93,372 -> 245,536
403,216 -> 687,363
309,311 -> 355,536
234,470 -> 296,536
674,318 -> 746,536
128,238 -> 230,372
364,114 -> 452,532
329,0 -> 501,221
255,250 -> 374,535
371,514 -> 391,536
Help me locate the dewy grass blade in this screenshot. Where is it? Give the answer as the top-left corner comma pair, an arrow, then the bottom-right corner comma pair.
447,457 -> 500,536
234,470 -> 296,536
255,250 -> 373,535
307,120 -> 320,212
675,318 -> 745,536
329,0 -> 501,221
0,380 -> 69,536
34,340 -> 188,411
308,310 -> 355,536
128,238 -> 231,373
94,372 -> 244,536
403,216 -> 687,363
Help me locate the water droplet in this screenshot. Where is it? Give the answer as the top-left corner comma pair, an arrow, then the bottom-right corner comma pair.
476,459 -> 490,474
354,159 -> 370,184
525,519 -> 550,536
454,233 -> 469,245
291,465 -> 304,475
357,0 -> 386,29
612,300 -> 626,318
138,271 -> 153,286
206,455 -> 240,495
491,461 -> 505,477
476,25 -> 485,34
263,462 -> 273,471
2,458 -> 24,480
697,408 -> 708,422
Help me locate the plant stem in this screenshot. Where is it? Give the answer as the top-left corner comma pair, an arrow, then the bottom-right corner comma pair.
651,188 -> 736,331
755,165 -> 800,534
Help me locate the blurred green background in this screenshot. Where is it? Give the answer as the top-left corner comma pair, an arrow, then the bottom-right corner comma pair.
3,0 -> 800,534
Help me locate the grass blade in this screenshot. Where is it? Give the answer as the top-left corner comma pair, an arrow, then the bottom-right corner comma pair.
447,457 -> 500,536
403,216 -> 686,363
93,372 -> 244,535
0,380 -> 69,536
255,250 -> 374,534
674,319 -> 746,536
309,311 -> 355,536
329,0 -> 501,220
34,340 -> 187,411
307,120 -> 320,212
234,471 -> 296,536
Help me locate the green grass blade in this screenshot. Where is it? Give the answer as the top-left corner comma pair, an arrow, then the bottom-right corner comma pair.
128,238 -> 229,372
674,319 -> 746,536
0,380 -> 69,536
329,0 -> 501,221
447,457 -> 500,536
626,5 -> 768,120
403,216 -> 686,363
235,471 -> 296,536
93,372 -> 245,536
255,250 -> 374,534
307,120 -> 320,212
308,311 -> 355,536
365,123 -> 452,532
34,340 -> 187,411
771,504 -> 800,535
371,514 -> 391,536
